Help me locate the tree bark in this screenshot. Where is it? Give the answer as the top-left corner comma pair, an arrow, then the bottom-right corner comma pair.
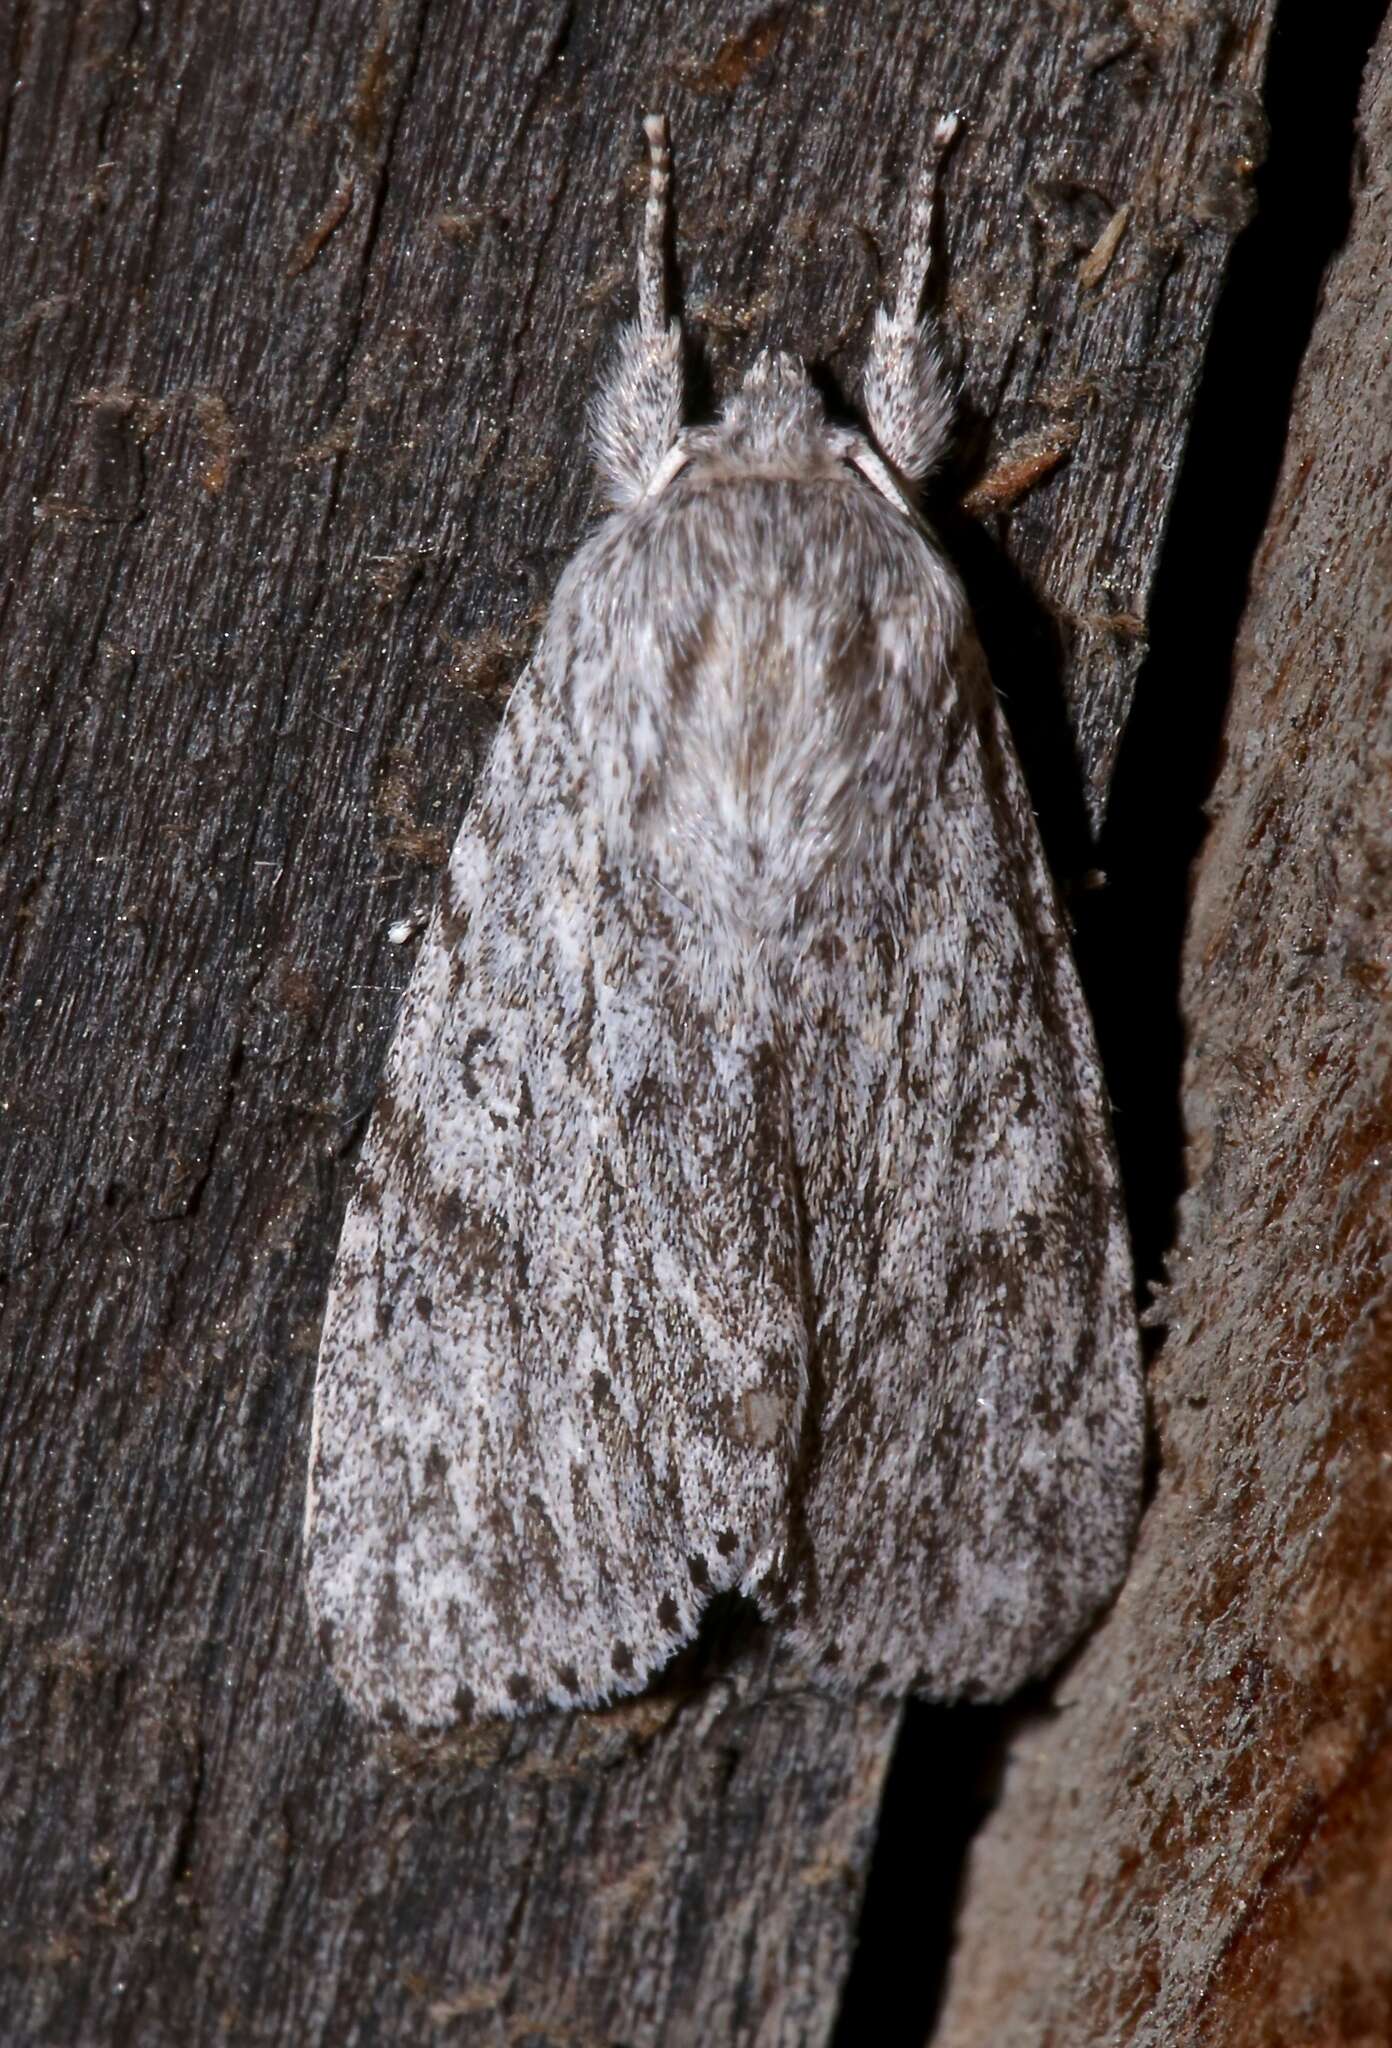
0,2 -> 1291,2042
936,12 -> 1392,2042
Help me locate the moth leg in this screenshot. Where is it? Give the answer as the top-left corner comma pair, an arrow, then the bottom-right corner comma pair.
589,113 -> 685,507
862,112 -> 960,488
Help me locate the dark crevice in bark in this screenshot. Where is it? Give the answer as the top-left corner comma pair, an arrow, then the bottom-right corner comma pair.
832,1700 -> 1012,2047
835,2 -> 1388,2039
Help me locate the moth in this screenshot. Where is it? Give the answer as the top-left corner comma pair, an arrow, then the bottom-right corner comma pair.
305,115 -> 1144,1730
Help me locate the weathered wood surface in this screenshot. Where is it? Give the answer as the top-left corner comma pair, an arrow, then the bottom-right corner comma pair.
936,13 -> 1392,2042
0,2 -> 1279,2042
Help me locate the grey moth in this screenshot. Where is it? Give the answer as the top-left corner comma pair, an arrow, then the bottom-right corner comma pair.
304,115 -> 1144,1731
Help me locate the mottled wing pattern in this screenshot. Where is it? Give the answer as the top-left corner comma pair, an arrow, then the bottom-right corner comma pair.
305,659 -> 806,1730
775,630 -> 1143,1699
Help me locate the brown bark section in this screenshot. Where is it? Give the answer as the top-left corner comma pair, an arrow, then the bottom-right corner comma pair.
936,18 -> 1392,2044
0,3 -> 1273,2042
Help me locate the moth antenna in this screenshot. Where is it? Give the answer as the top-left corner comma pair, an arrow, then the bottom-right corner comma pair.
588,112 -> 685,506
862,111 -> 962,487
888,112 -> 960,339
639,112 -> 671,336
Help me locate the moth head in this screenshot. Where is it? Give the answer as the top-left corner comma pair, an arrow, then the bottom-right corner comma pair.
595,113 -> 952,513
645,347 -> 913,513
721,348 -> 825,447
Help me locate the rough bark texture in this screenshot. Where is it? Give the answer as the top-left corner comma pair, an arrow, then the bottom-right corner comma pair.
0,2 -> 1285,2043
935,16 -> 1392,2043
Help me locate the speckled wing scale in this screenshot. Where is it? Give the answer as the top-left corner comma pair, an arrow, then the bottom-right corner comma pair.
304,114 -> 1145,1731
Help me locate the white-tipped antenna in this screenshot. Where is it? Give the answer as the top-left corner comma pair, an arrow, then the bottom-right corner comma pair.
639,113 -> 671,336
860,111 -> 963,484
589,113 -> 683,505
887,111 -> 961,339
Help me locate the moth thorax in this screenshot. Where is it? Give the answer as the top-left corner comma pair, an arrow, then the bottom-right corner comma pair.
629,599 -> 909,946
